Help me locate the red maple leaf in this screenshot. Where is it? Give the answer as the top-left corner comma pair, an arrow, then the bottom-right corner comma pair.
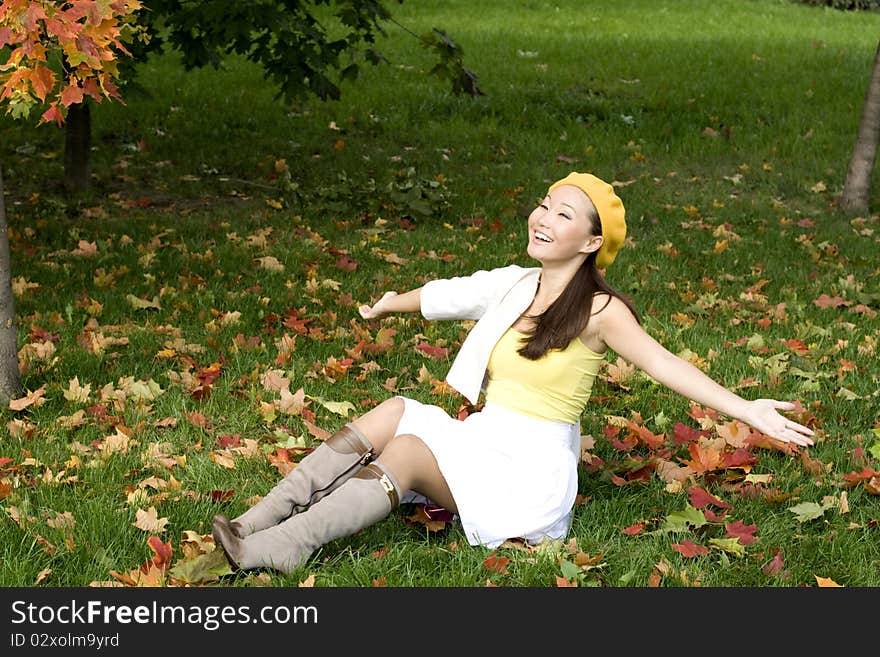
688,486 -> 731,509
215,433 -> 242,449
812,294 -> 849,309
335,254 -> 358,271
721,448 -> 757,470
611,433 -> 638,452
673,541 -> 709,558
841,467 -> 879,488
148,536 -> 173,569
193,363 -> 222,397
724,520 -> 758,545
762,549 -> 785,576
415,342 -> 449,360
209,489 -> 235,502
688,404 -> 721,425
781,338 -> 810,355
621,522 -> 645,535
673,422 -> 709,445
704,509 -> 728,523
283,308 -> 311,335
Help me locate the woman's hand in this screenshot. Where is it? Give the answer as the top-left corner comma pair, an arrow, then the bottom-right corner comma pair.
358,291 -> 398,320
739,399 -> 815,446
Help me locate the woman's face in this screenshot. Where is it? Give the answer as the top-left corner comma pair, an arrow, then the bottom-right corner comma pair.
526,184 -> 603,264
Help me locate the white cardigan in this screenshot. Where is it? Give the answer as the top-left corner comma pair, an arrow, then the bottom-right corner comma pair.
419,264 -> 541,404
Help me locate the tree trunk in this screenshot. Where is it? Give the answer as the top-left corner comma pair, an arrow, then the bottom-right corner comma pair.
64,100 -> 91,193
841,40 -> 880,213
0,164 -> 22,404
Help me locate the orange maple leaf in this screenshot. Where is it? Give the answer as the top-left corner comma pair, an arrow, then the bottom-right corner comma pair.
404,505 -> 447,532
681,443 -> 723,474
716,420 -> 752,448
554,576 -> 578,587
626,419 -> 665,450
483,553 -> 510,575
814,575 -> 843,587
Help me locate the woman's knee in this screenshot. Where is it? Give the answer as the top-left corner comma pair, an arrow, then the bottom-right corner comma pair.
351,397 -> 405,452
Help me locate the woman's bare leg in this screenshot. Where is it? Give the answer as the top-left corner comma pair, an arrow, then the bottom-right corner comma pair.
375,433 -> 458,514
349,396 -> 405,454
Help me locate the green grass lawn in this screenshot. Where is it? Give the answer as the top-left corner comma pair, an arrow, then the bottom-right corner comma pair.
1,0 -> 879,587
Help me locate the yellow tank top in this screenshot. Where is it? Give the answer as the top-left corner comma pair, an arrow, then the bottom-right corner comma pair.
484,327 -> 605,425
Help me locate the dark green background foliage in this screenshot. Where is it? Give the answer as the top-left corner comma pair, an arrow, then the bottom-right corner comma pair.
795,0 -> 880,10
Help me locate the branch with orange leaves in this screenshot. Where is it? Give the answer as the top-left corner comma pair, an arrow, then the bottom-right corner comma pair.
0,0 -> 145,124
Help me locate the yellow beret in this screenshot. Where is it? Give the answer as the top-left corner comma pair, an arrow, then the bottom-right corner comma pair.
547,172 -> 626,269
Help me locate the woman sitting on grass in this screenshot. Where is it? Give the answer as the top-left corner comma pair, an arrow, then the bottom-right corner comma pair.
211,171 -> 815,574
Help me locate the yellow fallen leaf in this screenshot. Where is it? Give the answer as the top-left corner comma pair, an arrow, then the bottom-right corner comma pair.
46,511 -> 76,531
261,369 -> 291,392
814,575 -> 842,587
276,386 -> 306,415
210,451 -> 236,469
126,294 -> 161,310
9,385 -> 48,411
132,507 -> 169,533
255,256 -> 285,272
63,376 -> 91,404
71,240 -> 98,257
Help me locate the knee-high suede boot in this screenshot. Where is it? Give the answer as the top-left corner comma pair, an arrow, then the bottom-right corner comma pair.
220,423 -> 375,538
212,461 -> 401,574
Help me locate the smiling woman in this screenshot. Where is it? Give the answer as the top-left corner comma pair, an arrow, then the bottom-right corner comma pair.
210,171 -> 815,575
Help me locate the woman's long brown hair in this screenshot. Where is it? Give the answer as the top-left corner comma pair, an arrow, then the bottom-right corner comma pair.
518,211 -> 640,360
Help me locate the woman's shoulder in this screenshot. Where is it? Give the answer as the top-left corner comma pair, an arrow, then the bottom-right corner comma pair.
590,291 -> 620,312
590,292 -> 638,325
582,293 -> 637,351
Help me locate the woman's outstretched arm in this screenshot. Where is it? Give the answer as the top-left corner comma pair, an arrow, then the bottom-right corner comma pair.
358,288 -> 423,320
597,296 -> 815,446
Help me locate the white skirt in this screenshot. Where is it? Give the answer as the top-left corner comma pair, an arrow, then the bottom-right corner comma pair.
394,396 -> 581,549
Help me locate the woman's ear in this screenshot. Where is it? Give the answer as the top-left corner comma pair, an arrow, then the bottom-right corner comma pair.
579,235 -> 604,256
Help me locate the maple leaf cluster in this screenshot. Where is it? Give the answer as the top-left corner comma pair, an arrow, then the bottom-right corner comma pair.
0,0 -> 145,124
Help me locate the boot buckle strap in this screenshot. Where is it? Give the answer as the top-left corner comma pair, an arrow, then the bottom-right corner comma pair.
378,474 -> 398,507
